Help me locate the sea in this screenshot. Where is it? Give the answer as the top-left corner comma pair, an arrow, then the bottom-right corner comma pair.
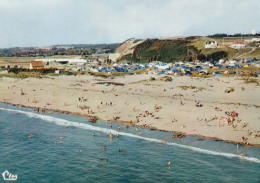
0,103 -> 260,183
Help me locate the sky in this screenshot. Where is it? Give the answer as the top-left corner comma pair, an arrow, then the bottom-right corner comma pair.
0,0 -> 259,48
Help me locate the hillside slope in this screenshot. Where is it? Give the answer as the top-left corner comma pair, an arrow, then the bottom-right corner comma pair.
119,37 -> 200,62
115,38 -> 144,58
116,37 -> 260,63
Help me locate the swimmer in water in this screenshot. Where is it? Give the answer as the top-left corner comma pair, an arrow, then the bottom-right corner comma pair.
29,133 -> 33,138
109,133 -> 113,139
59,136 -> 63,142
104,145 -> 106,150
123,152 -> 126,155
237,144 -> 239,150
168,160 -> 171,166
136,127 -> 138,132
110,124 -> 112,128
93,133 -> 96,136
118,126 -> 120,131
66,125 -> 68,129
117,134 -> 119,139
241,152 -> 244,158
118,148 -> 121,152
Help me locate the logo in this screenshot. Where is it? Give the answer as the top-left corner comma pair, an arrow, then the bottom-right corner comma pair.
2,170 -> 18,181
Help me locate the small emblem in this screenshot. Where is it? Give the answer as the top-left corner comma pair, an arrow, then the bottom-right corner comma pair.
2,170 -> 18,181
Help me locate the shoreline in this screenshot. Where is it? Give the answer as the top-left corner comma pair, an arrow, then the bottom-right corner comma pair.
2,101 -> 260,148
0,75 -> 259,148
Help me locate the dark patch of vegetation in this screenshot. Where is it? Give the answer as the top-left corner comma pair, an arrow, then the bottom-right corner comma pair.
132,38 -> 200,62
8,68 -> 59,74
207,51 -> 228,61
160,76 -> 173,82
96,82 -> 124,86
242,77 -> 259,85
1,68 -> 74,78
120,54 -> 135,63
133,39 -> 142,43
225,87 -> 235,93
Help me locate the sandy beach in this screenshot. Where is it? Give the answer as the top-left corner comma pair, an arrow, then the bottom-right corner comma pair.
0,74 -> 259,146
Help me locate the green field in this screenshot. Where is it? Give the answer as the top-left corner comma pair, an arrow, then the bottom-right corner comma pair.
190,37 -> 260,60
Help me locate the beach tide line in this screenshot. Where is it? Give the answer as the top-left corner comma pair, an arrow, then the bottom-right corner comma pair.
1,107 -> 260,164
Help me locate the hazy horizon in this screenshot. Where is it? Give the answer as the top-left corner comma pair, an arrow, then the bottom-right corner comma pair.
0,0 -> 259,48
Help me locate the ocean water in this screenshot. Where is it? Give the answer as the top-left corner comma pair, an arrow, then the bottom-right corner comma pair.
0,103 -> 260,183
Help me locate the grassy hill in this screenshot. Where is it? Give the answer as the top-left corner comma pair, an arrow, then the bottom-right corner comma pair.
117,36 -> 260,63
190,37 -> 260,60
120,37 -> 199,62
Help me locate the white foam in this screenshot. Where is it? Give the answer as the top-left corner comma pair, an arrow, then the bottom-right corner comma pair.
1,107 -> 260,164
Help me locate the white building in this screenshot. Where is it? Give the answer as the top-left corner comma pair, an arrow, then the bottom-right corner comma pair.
230,42 -> 246,49
35,57 -> 87,65
205,41 -> 218,48
251,38 -> 260,42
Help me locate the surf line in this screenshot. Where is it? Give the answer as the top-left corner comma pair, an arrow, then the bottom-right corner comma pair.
1,107 -> 260,164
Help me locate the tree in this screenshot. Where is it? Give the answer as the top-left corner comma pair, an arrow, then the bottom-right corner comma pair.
207,51 -> 228,61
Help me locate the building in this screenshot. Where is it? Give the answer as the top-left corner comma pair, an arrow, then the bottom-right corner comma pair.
29,61 -> 44,69
251,38 -> 260,42
35,58 -> 86,65
230,41 -> 246,49
205,41 -> 218,48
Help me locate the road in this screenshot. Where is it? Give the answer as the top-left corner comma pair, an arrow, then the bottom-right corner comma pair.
234,47 -> 256,59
